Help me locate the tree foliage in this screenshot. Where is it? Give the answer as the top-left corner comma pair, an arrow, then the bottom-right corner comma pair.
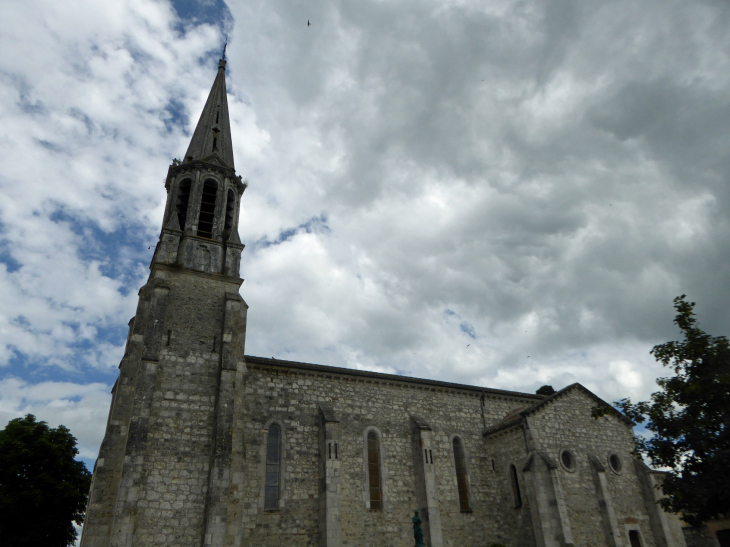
0,414 -> 92,547
595,295 -> 730,526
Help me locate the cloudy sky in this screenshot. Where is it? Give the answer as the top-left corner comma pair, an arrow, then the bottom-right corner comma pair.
1,0 -> 729,469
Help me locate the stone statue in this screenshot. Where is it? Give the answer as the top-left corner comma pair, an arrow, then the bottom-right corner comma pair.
413,510 -> 425,547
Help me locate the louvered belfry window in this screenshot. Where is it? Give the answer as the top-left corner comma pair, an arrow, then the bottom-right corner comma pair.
222,189 -> 235,241
367,431 -> 382,510
453,437 -> 470,511
176,179 -> 192,230
197,179 -> 218,238
264,424 -> 281,510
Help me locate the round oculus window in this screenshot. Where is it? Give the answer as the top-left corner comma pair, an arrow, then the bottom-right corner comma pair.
560,449 -> 575,471
609,454 -> 622,474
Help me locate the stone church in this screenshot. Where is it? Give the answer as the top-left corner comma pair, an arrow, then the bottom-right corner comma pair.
80,57 -> 689,547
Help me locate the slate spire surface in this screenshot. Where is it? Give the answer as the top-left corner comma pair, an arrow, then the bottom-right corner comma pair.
183,58 -> 235,169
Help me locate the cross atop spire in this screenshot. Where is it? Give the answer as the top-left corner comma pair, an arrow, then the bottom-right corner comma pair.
182,55 -> 235,169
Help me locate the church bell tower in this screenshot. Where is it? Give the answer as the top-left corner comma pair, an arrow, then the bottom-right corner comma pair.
80,56 -> 249,547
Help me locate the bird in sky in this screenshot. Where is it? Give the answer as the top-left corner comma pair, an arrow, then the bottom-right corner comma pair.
308,19 -> 311,27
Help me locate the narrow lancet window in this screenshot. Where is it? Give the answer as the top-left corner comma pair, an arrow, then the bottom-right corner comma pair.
510,464 -> 522,508
264,424 -> 281,510
367,431 -> 382,510
197,179 -> 218,238
453,437 -> 470,511
223,189 -> 235,240
176,179 -> 192,230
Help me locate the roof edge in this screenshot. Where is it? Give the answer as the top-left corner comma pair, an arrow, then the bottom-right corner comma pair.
483,382 -> 634,437
244,355 -> 544,401
519,382 -> 635,426
483,415 -> 524,438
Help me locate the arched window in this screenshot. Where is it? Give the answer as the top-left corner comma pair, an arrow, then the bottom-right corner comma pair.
367,431 -> 382,510
629,530 -> 642,547
452,437 -> 470,511
264,423 -> 281,510
197,179 -> 218,238
510,464 -> 522,508
222,189 -> 236,241
176,179 -> 191,230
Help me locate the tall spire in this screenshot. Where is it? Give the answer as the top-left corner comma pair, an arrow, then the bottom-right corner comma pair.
183,57 -> 235,169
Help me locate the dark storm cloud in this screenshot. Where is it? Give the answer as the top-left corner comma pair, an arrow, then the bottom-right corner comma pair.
225,0 -> 730,399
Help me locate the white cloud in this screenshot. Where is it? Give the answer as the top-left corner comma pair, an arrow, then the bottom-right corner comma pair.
1,0 -> 730,462
0,0 -> 251,371
0,377 -> 111,461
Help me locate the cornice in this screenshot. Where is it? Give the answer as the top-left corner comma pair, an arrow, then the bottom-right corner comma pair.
151,262 -> 244,287
244,355 -> 544,402
166,160 -> 244,190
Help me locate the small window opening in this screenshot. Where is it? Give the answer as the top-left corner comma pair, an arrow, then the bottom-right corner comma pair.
510,464 -> 522,508
629,530 -> 642,547
328,443 -> 331,459
335,443 -> 338,459
453,437 -> 470,511
212,137 -> 217,150
367,431 -> 382,510
264,424 -> 281,510
424,449 -> 428,463
176,179 -> 192,230
430,450 -> 433,464
609,454 -> 622,473
561,449 -> 575,471
166,330 -> 171,346
213,336 -> 217,353
216,111 -> 219,123
197,179 -> 218,238
222,189 -> 236,241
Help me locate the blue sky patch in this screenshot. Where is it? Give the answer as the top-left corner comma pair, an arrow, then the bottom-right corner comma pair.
251,214 -> 330,251
170,0 -> 233,32
164,97 -> 190,134
49,207 -> 153,291
460,322 -> 477,339
0,247 -> 21,273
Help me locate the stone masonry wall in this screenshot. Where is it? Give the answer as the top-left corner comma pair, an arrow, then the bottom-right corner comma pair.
232,361 -> 543,547
80,265 -> 244,547
526,389 -> 656,547
127,267 -> 242,546
83,290 -> 674,547
484,426 -> 538,547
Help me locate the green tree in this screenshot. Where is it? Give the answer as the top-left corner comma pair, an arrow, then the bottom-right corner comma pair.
0,414 -> 92,547
595,295 -> 730,526
536,385 -> 556,396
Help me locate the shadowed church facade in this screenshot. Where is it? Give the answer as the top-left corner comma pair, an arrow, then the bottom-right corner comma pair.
80,58 -> 688,547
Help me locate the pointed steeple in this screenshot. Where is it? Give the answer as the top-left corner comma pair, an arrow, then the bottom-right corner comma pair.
183,58 -> 235,169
